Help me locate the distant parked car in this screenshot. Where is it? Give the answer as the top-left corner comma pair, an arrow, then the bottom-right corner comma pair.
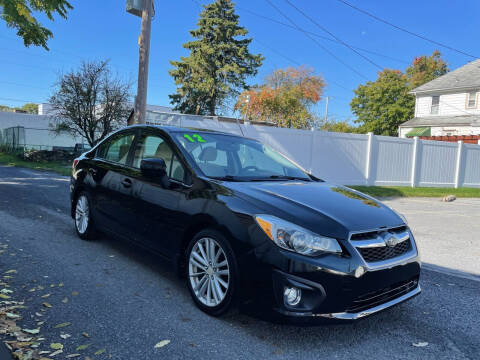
52,146 -> 75,152
74,143 -> 91,153
70,125 -> 421,322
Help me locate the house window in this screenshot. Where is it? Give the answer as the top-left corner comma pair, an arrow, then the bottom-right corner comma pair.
466,91 -> 477,108
430,96 -> 439,114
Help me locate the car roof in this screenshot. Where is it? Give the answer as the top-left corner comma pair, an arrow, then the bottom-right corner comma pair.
127,124 -> 245,138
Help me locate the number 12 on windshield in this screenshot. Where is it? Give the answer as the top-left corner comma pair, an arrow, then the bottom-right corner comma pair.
184,134 -> 206,143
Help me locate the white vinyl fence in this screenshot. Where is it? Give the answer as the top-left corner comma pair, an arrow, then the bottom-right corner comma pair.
158,112 -> 480,188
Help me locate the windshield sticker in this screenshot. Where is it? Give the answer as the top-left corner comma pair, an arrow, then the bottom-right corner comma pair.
184,133 -> 206,143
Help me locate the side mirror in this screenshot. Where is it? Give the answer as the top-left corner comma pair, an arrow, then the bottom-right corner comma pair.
140,158 -> 169,187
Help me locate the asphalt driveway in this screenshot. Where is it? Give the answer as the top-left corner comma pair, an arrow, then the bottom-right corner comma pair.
0,165 -> 478,359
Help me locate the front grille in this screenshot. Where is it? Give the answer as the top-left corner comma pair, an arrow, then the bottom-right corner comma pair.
350,226 -> 413,263
350,226 -> 408,241
346,277 -> 419,313
358,241 -> 411,262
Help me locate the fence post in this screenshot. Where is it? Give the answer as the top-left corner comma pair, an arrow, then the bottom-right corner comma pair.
454,140 -> 464,188
308,129 -> 315,173
365,132 -> 374,185
410,136 -> 419,188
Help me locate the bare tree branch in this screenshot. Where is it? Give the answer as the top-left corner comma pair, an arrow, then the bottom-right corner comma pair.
49,60 -> 132,146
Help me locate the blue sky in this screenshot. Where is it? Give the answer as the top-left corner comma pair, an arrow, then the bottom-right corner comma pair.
1,0 -> 479,122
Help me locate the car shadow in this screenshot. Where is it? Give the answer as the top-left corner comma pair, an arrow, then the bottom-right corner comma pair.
92,230 -> 415,332
89,229 -> 479,358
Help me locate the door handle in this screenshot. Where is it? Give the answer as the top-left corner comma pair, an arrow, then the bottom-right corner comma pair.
121,178 -> 132,188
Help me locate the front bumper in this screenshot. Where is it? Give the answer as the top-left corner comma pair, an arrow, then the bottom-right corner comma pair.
271,268 -> 421,322
318,285 -> 421,320
240,226 -> 421,323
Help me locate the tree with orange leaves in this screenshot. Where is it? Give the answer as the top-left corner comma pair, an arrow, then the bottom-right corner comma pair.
406,50 -> 448,89
235,66 -> 325,128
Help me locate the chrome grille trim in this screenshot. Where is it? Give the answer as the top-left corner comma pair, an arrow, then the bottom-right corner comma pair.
353,230 -> 410,249
348,225 -> 418,270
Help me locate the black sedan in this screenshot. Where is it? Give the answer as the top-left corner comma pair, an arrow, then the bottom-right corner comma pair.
70,125 -> 421,322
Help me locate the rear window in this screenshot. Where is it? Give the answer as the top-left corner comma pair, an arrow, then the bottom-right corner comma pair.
96,133 -> 135,165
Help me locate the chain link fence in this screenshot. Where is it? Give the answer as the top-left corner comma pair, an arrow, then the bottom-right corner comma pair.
0,126 -> 89,162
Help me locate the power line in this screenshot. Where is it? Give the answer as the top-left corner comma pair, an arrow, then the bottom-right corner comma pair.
335,0 -> 478,59
0,97 -> 45,103
255,39 -> 301,67
236,5 -> 410,65
283,0 -> 383,70
253,39 -> 352,91
188,0 -> 354,92
0,35 -> 156,78
264,0 -> 369,80
326,95 -> 352,103
0,60 -> 57,72
0,80 -> 50,91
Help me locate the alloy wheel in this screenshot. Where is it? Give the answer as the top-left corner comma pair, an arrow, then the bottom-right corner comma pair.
188,237 -> 230,307
75,195 -> 89,234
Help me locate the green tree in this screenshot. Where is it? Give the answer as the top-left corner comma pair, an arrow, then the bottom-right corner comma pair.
320,119 -> 358,133
351,51 -> 448,136
0,103 -> 37,113
169,0 -> 263,116
20,103 -> 38,114
235,66 -> 325,128
0,0 -> 72,50
0,104 -> 11,112
351,69 -> 413,136
49,60 -> 131,146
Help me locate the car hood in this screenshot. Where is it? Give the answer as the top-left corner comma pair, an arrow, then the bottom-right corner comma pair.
222,180 -> 404,239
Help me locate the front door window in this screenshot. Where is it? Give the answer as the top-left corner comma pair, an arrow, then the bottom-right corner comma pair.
133,134 -> 185,182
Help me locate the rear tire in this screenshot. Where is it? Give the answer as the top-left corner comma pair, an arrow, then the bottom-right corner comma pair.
74,191 -> 96,240
186,229 -> 238,316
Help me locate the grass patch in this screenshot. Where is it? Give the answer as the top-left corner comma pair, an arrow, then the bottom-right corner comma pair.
0,152 -> 71,176
349,185 -> 480,198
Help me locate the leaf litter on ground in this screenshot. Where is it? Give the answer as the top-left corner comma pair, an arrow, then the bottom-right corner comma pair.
412,342 -> 429,347
154,340 -> 171,348
54,322 -> 71,328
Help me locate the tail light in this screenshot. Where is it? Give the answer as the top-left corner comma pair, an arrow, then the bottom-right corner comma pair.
73,159 -> 79,169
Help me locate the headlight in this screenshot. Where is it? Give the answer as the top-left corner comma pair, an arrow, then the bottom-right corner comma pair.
255,214 -> 342,256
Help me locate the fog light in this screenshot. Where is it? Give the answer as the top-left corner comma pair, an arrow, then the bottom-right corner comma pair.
284,286 -> 302,306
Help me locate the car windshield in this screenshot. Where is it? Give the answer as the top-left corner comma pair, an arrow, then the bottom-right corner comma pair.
173,131 -> 311,181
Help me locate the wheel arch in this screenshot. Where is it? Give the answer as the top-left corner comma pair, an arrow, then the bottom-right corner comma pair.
175,213 -> 239,277
71,183 -> 87,218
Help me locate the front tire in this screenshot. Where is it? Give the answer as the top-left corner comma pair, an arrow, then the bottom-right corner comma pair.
74,191 -> 96,240
186,229 -> 238,316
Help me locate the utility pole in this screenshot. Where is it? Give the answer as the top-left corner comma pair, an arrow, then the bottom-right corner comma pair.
134,0 -> 153,124
243,95 -> 250,124
324,96 -> 329,122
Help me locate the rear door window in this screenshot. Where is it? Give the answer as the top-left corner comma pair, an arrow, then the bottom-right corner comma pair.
100,133 -> 135,165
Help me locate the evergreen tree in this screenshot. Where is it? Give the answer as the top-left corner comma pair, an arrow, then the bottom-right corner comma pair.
169,0 -> 263,115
